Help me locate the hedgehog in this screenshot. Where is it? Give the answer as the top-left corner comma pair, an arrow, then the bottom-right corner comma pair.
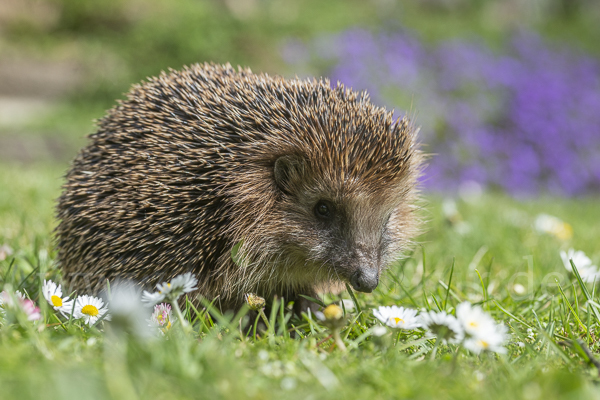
55,63 -> 422,312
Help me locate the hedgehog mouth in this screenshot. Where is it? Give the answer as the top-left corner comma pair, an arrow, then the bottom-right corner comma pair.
294,252 -> 381,292
312,263 -> 380,293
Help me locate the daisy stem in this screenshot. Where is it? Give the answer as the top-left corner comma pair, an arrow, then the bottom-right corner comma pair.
430,339 -> 439,361
52,312 -> 68,332
332,328 -> 347,352
171,299 -> 190,333
450,345 -> 462,373
258,308 -> 271,331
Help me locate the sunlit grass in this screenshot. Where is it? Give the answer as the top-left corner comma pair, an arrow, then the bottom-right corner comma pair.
1,163 -> 600,400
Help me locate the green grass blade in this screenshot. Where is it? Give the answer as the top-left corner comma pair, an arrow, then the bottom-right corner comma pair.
443,258 -> 455,310
555,279 -> 586,332
570,259 -> 600,325
345,283 -> 362,315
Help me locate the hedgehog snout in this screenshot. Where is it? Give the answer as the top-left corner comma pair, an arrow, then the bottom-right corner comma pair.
345,245 -> 381,293
349,268 -> 379,293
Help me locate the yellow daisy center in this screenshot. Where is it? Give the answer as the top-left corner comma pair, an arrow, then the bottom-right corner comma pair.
157,314 -> 164,322
553,223 -> 573,240
51,295 -> 63,307
159,283 -> 172,294
480,340 -> 489,348
81,305 -> 99,316
469,321 -> 478,328
323,304 -> 343,320
392,317 -> 404,325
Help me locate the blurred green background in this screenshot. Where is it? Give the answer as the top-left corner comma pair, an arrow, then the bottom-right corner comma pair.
1,0 -> 599,166
2,5 -> 600,399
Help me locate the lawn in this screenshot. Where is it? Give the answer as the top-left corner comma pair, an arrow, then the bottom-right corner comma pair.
1,163 -> 600,400
2,1 -> 600,398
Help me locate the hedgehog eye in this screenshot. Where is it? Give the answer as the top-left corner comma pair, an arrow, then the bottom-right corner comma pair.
314,201 -> 333,219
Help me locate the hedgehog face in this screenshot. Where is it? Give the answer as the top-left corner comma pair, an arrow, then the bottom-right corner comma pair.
272,154 -> 411,293
306,196 -> 387,293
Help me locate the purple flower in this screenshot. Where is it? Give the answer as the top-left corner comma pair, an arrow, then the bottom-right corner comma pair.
282,29 -> 600,196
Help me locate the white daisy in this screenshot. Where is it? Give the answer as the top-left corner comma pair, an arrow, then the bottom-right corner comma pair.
150,303 -> 173,327
419,310 -> 464,344
141,290 -> 166,305
108,283 -> 154,339
373,306 -> 421,330
560,248 -> 600,283
534,214 -> 572,240
456,302 -> 508,354
463,324 -> 508,354
455,302 -> 497,337
168,272 -> 198,296
74,295 -> 110,326
340,299 -> 355,312
370,325 -> 388,337
21,298 -> 41,321
149,303 -> 174,334
142,272 -> 198,305
0,290 -> 19,315
1,290 -> 40,321
1,290 -> 17,309
42,280 -> 74,315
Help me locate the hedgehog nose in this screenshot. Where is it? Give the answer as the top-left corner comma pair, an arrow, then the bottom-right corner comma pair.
350,268 -> 379,293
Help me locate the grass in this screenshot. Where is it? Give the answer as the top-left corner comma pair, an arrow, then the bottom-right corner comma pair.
2,1 -> 600,398
1,163 -> 600,399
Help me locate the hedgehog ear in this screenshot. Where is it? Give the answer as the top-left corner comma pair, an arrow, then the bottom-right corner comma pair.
274,155 -> 305,194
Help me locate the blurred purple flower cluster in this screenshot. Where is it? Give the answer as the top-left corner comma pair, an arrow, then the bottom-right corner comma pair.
282,30 -> 600,196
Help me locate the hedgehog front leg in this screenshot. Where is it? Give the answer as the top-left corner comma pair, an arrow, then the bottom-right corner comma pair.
291,291 -> 321,316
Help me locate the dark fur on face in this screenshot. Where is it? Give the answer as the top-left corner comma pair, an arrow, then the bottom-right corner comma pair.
55,63 -> 422,311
